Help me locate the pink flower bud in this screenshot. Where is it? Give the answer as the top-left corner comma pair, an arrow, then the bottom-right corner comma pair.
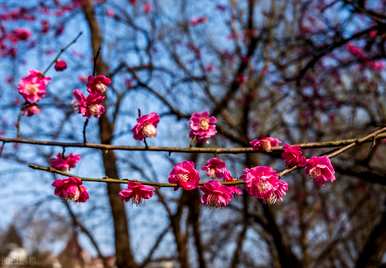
54,59 -> 67,71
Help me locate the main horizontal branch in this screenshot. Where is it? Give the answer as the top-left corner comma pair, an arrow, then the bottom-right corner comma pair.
1,132 -> 385,154
28,164 -> 244,187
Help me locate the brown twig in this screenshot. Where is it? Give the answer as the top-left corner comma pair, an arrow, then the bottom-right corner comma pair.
43,32 -> 83,75
1,131 -> 385,154
27,126 -> 386,187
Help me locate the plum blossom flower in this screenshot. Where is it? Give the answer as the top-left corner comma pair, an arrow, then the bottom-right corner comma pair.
241,166 -> 288,204
73,89 -> 105,118
200,180 -> 233,207
189,112 -> 217,142
305,156 -> 335,186
86,74 -> 111,95
50,153 -> 81,171
132,112 -> 160,140
17,70 -> 51,104
168,161 -> 200,190
21,103 -> 40,116
52,177 -> 89,202
202,157 -> 230,179
250,136 -> 281,152
119,182 -> 155,204
281,144 -> 306,167
54,59 -> 67,71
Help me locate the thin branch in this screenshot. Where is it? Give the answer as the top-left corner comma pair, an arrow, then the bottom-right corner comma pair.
28,126 -> 386,187
83,118 -> 89,144
0,131 -> 385,154
43,32 -> 83,74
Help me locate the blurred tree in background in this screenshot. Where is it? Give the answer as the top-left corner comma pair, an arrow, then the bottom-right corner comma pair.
0,0 -> 385,267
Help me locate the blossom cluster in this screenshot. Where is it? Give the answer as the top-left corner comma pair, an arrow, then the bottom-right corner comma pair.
49,131 -> 335,207
17,70 -> 51,116
72,75 -> 111,118
16,69 -> 335,207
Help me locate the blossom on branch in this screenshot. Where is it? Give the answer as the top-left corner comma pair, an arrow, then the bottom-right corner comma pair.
52,177 -> 89,202
189,112 -> 217,142
119,182 -> 155,204
241,166 -> 288,204
250,136 -> 281,152
17,70 -> 51,104
200,180 -> 233,207
168,160 -> 200,190
50,153 -> 80,171
86,74 -> 111,95
54,59 -> 67,71
305,156 -> 335,186
73,89 -> 105,118
281,144 -> 306,167
132,112 -> 160,140
201,157 -> 229,179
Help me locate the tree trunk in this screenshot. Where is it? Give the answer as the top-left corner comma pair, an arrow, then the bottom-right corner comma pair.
81,1 -> 137,267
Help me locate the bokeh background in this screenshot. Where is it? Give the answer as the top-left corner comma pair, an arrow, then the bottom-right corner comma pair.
0,0 -> 385,267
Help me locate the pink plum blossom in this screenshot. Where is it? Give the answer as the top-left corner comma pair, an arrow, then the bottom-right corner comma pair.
250,136 -> 281,152
168,161 -> 200,190
52,177 -> 89,202
189,112 -> 217,142
17,70 -> 51,104
73,89 -> 105,118
86,74 -> 111,95
202,157 -> 230,179
54,59 -> 67,71
50,153 -> 81,171
200,180 -> 233,207
281,144 -> 306,167
305,156 -> 335,186
241,166 -> 288,204
119,182 -> 155,204
132,112 -> 160,140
